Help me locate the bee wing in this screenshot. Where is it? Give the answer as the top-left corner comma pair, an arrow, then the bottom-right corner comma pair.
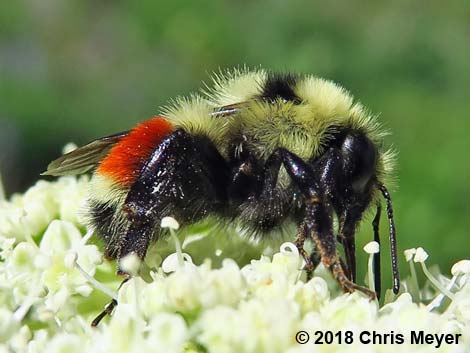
42,131 -> 129,176
44,103 -> 243,177
211,102 -> 248,117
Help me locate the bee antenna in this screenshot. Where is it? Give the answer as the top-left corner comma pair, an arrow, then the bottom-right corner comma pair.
378,183 -> 400,294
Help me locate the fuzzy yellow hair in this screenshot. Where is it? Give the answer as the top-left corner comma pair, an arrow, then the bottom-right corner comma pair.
161,68 -> 395,191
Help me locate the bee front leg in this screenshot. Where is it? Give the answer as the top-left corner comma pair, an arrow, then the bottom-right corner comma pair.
305,200 -> 376,299
277,148 -> 376,299
371,205 -> 382,298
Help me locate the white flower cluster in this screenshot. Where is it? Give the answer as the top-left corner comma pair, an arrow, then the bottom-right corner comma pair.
0,177 -> 104,350
0,177 -> 469,353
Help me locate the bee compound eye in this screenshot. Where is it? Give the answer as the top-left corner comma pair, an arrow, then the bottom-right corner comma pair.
341,133 -> 378,193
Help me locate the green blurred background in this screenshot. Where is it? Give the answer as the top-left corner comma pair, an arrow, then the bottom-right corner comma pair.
1,1 -> 469,286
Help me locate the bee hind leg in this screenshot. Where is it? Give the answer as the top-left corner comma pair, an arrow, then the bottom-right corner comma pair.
118,129 -> 229,265
91,129 -> 229,326
91,278 -> 129,327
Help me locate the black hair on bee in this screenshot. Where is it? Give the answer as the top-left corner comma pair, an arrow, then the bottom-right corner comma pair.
44,68 -> 399,325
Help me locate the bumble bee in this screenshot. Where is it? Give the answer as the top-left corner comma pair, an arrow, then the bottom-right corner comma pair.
44,68 -> 399,324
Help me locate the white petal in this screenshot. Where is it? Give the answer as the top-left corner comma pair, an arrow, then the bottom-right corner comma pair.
161,253 -> 193,273
64,251 -> 78,269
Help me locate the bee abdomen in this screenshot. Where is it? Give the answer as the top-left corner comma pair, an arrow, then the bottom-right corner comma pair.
96,117 -> 174,186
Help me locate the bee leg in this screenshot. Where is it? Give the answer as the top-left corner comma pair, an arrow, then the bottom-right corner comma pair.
337,131 -> 382,286
91,299 -> 117,327
337,216 -> 357,283
276,148 -> 375,299
115,228 -> 151,269
330,262 -> 376,298
316,131 -> 383,292
117,130 -> 193,264
118,129 -> 228,265
294,223 -> 316,280
227,144 -> 262,202
91,278 -> 129,327
116,219 -> 154,274
91,130 -> 229,326
372,205 -> 382,298
306,200 -> 376,300
308,251 -> 321,281
338,208 -> 377,286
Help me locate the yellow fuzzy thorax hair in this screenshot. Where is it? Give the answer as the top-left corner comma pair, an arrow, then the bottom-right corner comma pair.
162,68 -> 395,188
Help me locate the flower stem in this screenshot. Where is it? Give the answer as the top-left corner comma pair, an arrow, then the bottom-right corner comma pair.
75,261 -> 118,300
427,274 -> 459,311
170,229 -> 184,267
420,262 -> 455,300
0,173 -> 5,201
367,253 -> 375,293
408,261 -> 421,302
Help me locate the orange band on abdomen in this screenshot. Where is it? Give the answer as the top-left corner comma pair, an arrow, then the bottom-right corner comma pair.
97,117 -> 174,186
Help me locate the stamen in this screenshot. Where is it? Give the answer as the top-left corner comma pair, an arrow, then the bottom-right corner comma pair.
0,173 -> 5,201
74,260 -> 118,301
161,217 -> 184,267
404,248 -> 420,302
427,274 -> 459,311
364,241 -> 380,293
414,247 -> 455,300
